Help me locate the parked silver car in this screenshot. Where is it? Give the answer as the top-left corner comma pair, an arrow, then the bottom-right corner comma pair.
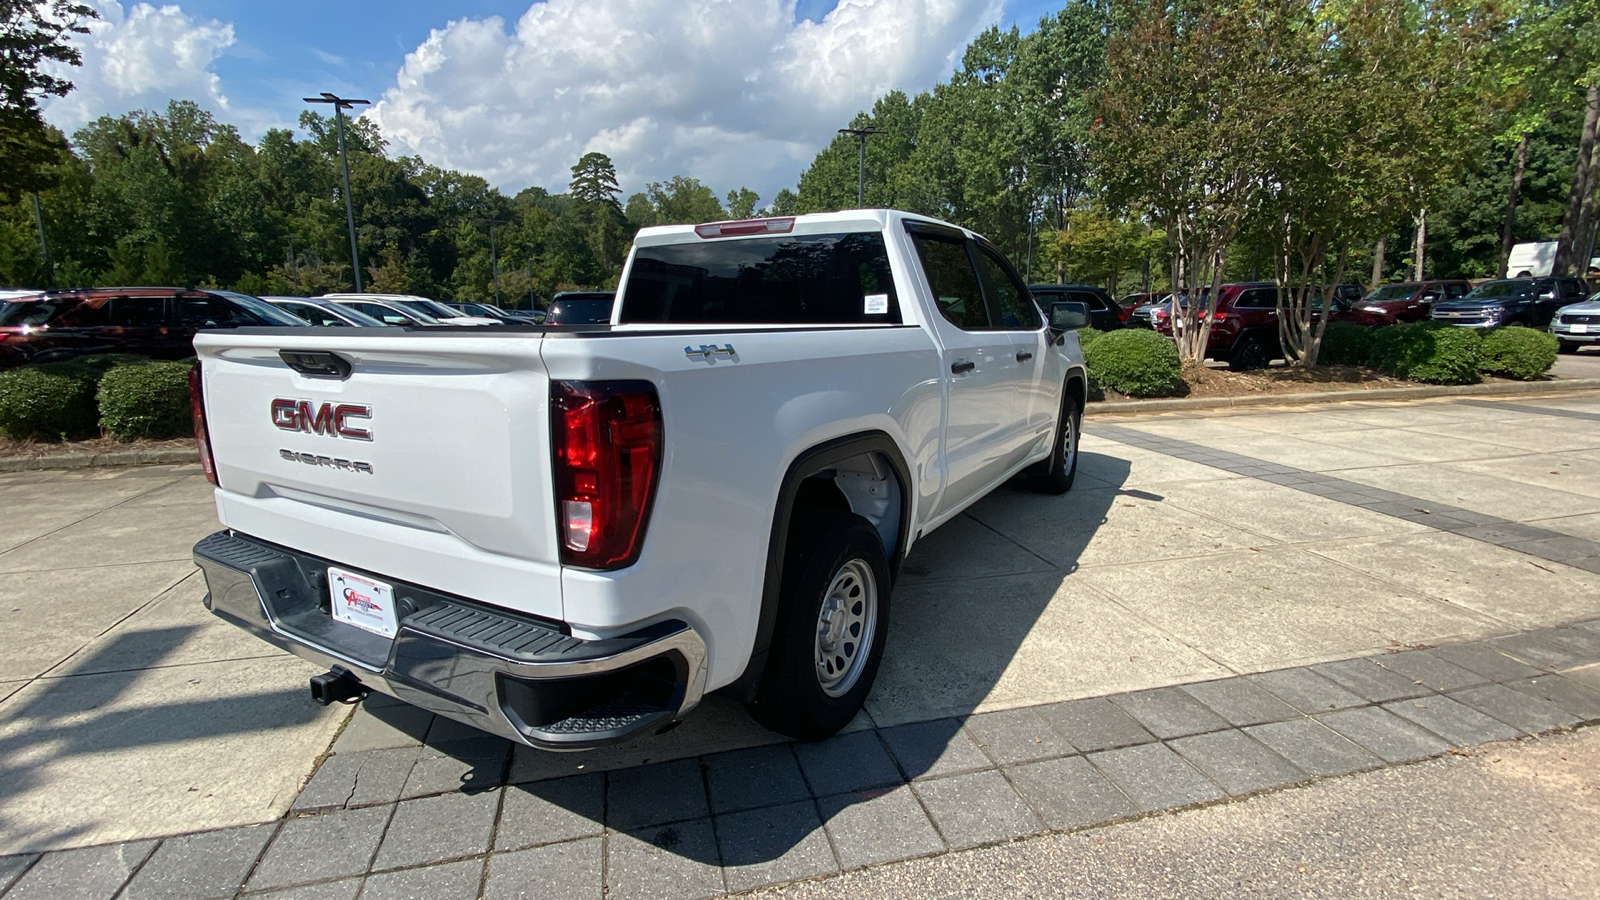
1550,292 -> 1600,354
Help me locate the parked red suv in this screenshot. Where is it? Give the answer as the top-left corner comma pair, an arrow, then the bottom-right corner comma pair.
1332,279 -> 1472,327
1154,282 -> 1289,370
0,287 -> 305,369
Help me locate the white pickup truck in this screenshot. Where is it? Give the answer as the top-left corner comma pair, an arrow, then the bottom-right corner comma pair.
190,210 -> 1091,749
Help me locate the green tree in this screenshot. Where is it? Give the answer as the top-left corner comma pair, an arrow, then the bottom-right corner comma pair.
0,0 -> 95,200
725,187 -> 759,219
569,151 -> 622,209
644,176 -> 724,224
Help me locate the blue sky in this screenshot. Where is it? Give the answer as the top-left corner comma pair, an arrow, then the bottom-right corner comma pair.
47,1 -> 1069,199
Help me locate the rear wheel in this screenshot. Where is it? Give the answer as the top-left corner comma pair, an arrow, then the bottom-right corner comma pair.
749,511 -> 890,741
1030,392 -> 1080,495
1228,336 -> 1270,371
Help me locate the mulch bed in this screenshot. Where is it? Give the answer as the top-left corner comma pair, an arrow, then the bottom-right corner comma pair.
1098,363 -> 1539,402
0,436 -> 193,462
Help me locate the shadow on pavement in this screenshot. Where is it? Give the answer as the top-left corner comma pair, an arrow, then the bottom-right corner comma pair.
0,624 -> 322,852
344,451 -> 1134,867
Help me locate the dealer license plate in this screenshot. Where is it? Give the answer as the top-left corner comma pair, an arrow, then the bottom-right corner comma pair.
328,567 -> 398,638
1572,324 -> 1589,334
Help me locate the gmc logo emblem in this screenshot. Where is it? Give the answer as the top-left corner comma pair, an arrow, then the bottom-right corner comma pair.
271,399 -> 373,441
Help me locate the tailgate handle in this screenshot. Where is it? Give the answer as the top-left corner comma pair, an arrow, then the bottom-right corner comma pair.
280,350 -> 352,380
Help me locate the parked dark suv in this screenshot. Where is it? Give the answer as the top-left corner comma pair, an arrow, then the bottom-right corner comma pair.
1029,283 -> 1126,331
0,287 -> 305,369
1430,276 -> 1589,328
545,291 -> 615,326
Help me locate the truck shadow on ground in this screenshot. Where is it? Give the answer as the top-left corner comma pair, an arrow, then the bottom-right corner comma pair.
348,451 -> 1136,868
0,624 -> 321,854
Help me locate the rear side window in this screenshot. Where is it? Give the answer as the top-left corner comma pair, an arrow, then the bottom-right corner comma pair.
0,299 -> 80,326
106,296 -> 171,327
1235,288 -> 1279,309
1445,283 -> 1467,298
1067,291 -> 1103,312
911,234 -> 989,330
622,232 -> 901,325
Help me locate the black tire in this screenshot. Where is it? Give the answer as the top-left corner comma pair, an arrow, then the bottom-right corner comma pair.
1559,340 -> 1580,355
1228,336 -> 1270,371
1030,391 -> 1080,495
748,511 -> 890,741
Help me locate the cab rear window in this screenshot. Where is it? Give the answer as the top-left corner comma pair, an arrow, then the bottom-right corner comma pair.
620,232 -> 900,325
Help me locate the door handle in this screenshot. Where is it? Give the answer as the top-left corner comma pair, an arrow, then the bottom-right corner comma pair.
950,359 -> 976,374
1015,351 -> 1033,362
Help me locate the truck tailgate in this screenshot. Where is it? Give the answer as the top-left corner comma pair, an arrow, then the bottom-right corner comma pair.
194,330 -> 564,620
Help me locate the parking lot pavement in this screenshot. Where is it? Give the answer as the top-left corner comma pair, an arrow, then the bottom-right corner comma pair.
5,393 -> 1600,895
0,466 -> 346,855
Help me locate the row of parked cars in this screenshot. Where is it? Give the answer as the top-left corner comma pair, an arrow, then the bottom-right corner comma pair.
1033,276 -> 1595,369
0,288 -> 617,369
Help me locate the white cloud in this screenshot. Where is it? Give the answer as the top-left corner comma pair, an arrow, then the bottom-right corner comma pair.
368,0 -> 1003,202
42,1 -> 235,133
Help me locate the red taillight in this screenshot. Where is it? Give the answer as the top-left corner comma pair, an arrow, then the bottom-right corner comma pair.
1116,304 -> 1129,322
550,381 -> 663,569
188,365 -> 218,486
694,217 -> 795,238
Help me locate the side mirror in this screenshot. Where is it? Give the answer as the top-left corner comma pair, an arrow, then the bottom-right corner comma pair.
1050,300 -> 1091,332
1420,292 -> 1439,302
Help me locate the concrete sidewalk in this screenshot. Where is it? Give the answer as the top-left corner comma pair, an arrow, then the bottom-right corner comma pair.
6,393 -> 1600,896
748,723 -> 1600,899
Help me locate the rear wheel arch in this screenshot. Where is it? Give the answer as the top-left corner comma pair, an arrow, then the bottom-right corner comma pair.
734,431 -> 913,699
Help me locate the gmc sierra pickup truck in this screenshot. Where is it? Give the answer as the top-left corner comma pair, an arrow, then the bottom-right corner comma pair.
190,210 -> 1091,749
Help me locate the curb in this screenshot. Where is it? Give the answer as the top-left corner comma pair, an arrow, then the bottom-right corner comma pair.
1088,377 -> 1600,416
0,447 -> 197,474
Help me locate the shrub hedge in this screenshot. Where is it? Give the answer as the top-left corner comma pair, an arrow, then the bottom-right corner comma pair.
97,360 -> 195,440
1478,326 -> 1557,381
1369,322 -> 1482,385
1317,322 -> 1375,367
0,366 -> 100,440
1082,327 -> 1185,397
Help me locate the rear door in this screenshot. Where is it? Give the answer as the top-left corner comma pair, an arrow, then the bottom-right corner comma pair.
907,228 -> 1023,517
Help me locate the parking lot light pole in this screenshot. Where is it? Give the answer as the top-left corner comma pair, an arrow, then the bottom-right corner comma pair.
476,219 -> 509,306
29,193 -> 50,286
304,92 -> 371,292
837,127 -> 884,208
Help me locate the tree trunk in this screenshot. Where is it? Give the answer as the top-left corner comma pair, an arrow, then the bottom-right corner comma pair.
1576,135 -> 1600,277
1413,210 -> 1427,281
1555,84 -> 1600,275
1371,234 -> 1386,287
1498,132 -> 1531,279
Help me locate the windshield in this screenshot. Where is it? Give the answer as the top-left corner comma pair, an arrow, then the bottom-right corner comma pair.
1364,284 -> 1419,302
0,299 -> 74,327
386,300 -> 450,322
1463,280 -> 1532,300
210,291 -> 311,327
403,298 -> 470,319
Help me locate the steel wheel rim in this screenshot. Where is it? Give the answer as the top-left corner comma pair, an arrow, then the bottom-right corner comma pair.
1062,406 -> 1078,472
814,558 -> 878,697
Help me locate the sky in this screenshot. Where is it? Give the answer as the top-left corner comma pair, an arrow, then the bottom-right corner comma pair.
41,0 -> 1066,203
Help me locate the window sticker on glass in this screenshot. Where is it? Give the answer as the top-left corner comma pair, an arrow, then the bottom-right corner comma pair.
864,293 -> 890,315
